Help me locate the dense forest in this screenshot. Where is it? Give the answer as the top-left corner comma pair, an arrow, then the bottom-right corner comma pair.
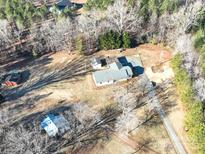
0,0 -> 205,153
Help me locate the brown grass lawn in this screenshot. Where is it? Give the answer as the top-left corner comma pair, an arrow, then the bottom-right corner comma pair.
26,44 -> 177,153
15,44 -> 175,153
90,104 -> 176,154
4,44 -> 190,154
36,43 -> 173,111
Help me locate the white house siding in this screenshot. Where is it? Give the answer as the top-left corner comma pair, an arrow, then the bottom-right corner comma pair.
92,73 -> 132,87
42,118 -> 59,137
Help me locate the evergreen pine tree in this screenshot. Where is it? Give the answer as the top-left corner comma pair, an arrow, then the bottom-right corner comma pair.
76,35 -> 85,55
122,32 -> 131,48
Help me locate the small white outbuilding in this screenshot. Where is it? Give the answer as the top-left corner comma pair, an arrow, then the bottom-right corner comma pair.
91,58 -> 103,70
41,114 -> 70,137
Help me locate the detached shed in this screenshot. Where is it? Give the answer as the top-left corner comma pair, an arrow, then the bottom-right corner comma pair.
41,114 -> 70,137
91,58 -> 102,70
91,58 -> 107,70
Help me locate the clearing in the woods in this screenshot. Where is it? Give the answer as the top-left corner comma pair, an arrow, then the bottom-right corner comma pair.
1,44 -> 191,153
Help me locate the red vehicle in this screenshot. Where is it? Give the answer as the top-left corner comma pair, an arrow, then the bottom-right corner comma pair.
2,72 -> 22,87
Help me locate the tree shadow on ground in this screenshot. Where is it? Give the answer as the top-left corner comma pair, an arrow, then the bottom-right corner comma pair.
2,53 -> 53,72
9,103 -> 120,153
6,56 -> 92,101
1,54 -> 53,97
3,93 -> 53,126
20,69 -> 31,84
3,57 -> 33,71
6,96 -> 161,154
157,86 -> 178,115
9,92 -> 53,113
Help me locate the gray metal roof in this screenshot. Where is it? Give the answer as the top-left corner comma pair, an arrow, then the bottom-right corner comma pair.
109,61 -> 123,70
126,56 -> 142,67
92,56 -> 143,85
93,63 -> 133,84
118,56 -> 142,67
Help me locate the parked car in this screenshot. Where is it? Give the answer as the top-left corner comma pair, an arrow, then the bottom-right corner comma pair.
0,94 -> 5,104
2,72 -> 22,87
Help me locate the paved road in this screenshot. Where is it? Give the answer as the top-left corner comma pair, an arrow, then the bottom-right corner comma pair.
141,74 -> 187,154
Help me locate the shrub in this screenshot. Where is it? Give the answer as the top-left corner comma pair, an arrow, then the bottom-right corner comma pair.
150,36 -> 158,45
197,9 -> 205,30
194,29 -> 205,74
194,30 -> 205,50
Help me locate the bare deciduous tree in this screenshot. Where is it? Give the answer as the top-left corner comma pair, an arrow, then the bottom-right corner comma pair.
72,102 -> 100,127
0,108 -> 10,126
1,125 -> 51,154
31,18 -> 74,54
114,80 -> 154,135
105,0 -> 143,34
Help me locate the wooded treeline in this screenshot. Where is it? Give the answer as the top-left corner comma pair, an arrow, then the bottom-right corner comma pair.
0,0 -> 190,63
172,54 -> 205,153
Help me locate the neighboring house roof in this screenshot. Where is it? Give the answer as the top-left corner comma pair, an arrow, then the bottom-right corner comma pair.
41,114 -> 70,137
56,0 -> 71,7
48,0 -> 72,13
5,73 -> 21,83
70,0 -> 87,4
33,0 -> 71,7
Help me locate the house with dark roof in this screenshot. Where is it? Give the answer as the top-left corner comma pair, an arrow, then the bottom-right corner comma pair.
48,0 -> 72,13
54,0 -> 72,8
34,0 -> 72,7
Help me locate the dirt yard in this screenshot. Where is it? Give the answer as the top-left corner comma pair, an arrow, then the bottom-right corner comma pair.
1,44 -> 191,153
36,44 -> 174,110
89,103 -> 176,154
